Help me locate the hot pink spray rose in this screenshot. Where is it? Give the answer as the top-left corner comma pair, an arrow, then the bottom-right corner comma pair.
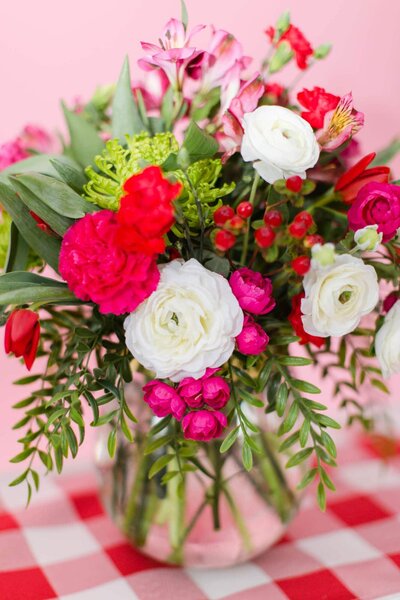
0,139 -> 28,170
229,268 -> 276,315
178,369 -> 230,410
143,381 -> 186,420
236,315 -> 269,355
347,182 -> 400,242
182,410 -> 227,441
59,210 -> 160,315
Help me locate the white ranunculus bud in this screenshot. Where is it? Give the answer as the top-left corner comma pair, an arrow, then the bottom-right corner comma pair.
311,243 -> 336,266
354,225 -> 382,252
301,254 -> 379,337
124,259 -> 244,382
241,106 -> 320,184
375,300 -> 400,379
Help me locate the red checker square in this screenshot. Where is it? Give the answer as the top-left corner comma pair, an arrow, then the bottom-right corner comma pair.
277,569 -> 355,600
0,568 -> 56,600
44,550 -> 120,596
70,491 -> 105,520
0,511 -> 19,531
127,568 -> 208,600
106,542 -> 172,576
389,552 -> 400,568
329,494 -> 392,526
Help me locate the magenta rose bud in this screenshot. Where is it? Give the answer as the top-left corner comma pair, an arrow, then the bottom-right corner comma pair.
202,377 -> 230,409
236,315 -> 270,355
177,378 -> 203,408
383,291 -> 399,314
229,268 -> 276,315
182,410 -> 227,441
143,381 -> 186,420
348,182 -> 400,242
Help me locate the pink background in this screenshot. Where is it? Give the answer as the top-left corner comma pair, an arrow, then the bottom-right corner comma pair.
0,0 -> 399,470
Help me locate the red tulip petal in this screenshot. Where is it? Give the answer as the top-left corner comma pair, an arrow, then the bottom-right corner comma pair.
23,322 -> 40,371
335,152 -> 376,191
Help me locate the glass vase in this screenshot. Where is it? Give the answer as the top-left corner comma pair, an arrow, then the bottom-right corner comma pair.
95,381 -> 304,568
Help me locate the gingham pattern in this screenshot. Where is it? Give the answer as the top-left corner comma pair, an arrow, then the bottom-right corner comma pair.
1,436 -> 400,600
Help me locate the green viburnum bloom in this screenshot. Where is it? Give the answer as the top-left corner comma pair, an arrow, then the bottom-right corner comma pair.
84,132 -> 235,233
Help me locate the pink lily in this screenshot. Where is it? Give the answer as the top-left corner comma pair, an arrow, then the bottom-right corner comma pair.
138,18 -> 206,90
202,29 -> 251,90
132,70 -> 170,111
317,92 -> 364,151
218,74 -> 264,160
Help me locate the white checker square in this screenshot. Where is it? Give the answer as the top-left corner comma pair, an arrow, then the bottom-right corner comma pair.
59,579 -> 139,600
24,522 -> 100,565
339,460 -> 400,492
186,563 -> 271,599
297,529 -> 380,568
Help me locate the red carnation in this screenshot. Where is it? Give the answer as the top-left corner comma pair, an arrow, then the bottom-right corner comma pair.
288,293 -> 325,347
5,309 -> 40,370
117,166 -> 182,255
335,152 -> 391,204
267,25 -> 314,70
297,87 -> 340,129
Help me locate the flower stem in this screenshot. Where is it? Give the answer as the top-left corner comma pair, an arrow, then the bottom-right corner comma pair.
240,171 -> 261,264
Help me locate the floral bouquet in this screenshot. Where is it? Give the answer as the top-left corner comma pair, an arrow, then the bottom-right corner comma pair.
1,3 -> 399,567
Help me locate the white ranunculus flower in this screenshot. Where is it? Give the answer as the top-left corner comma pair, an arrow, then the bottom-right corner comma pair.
124,259 -> 244,382
241,105 -> 320,183
354,225 -> 382,252
301,254 -> 379,337
375,300 -> 400,379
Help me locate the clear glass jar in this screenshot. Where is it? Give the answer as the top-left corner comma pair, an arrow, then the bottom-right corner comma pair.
96,382 -> 304,568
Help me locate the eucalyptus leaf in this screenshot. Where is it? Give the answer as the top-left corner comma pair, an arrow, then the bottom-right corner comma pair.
371,138 -> 400,166
112,56 -> 146,142
182,121 -> 219,162
62,102 -> 104,167
5,223 -> 29,273
50,157 -> 88,193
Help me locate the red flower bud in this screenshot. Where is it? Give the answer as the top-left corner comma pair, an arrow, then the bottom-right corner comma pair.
214,205 -> 235,226
4,309 -> 40,370
288,221 -> 308,239
304,234 -> 324,248
215,229 -> 236,251
294,211 -> 314,229
255,226 -> 276,248
236,201 -> 253,219
291,256 -> 311,275
286,176 -> 303,193
264,210 -> 283,228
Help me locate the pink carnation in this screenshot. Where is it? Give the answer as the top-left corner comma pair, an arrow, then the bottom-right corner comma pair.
348,182 -> 400,243
182,410 -> 227,441
236,315 -> 269,355
229,267 -> 276,315
0,139 -> 28,171
59,210 -> 159,315
143,381 -> 186,420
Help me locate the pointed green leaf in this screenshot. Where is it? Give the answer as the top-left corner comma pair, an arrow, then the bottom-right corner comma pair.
62,102 -> 104,167
182,121 -> 219,162
4,222 -> 29,273
112,56 -> 145,142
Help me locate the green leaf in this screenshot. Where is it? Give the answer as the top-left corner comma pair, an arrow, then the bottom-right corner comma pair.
321,430 -> 337,458
0,181 -> 61,271
279,356 -> 313,367
320,468 -> 336,491
107,429 -> 117,458
4,223 -> 29,273
50,157 -> 88,193
314,43 -> 332,59
144,434 -> 174,455
269,41 -> 293,73
317,481 -> 327,511
297,467 -> 317,490
0,271 -> 77,307
182,121 -> 219,162
242,442 -> 253,471
149,454 -> 174,478
9,469 -> 29,487
12,173 -> 97,219
276,383 -> 288,417
315,414 -> 341,430
220,426 -> 240,453
371,378 -> 390,394
286,447 -> 313,468
280,401 -> 299,434
371,138 -> 400,166
290,379 -> 321,394
299,418 -> 310,447
257,359 -> 274,392
278,430 -> 299,452
62,102 -> 104,167
112,57 -> 145,143
180,0 -> 189,29
10,448 -> 35,463
0,154 -> 61,181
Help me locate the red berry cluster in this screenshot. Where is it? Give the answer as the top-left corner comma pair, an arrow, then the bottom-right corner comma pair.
213,202 -> 254,252
288,211 -> 314,239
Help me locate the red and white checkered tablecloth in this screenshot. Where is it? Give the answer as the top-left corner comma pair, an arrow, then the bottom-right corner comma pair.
1,436 -> 400,600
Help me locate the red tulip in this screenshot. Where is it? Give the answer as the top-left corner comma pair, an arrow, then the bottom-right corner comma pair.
335,152 -> 390,204
4,309 -> 40,370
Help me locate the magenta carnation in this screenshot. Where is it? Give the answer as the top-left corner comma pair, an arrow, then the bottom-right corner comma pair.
236,315 -> 269,355
59,210 -> 159,315
348,182 -> 400,242
143,381 -> 186,420
182,410 -> 227,441
229,268 -> 276,315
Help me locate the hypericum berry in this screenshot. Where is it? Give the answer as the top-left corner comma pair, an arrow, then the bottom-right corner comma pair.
255,225 -> 276,248
264,209 -> 283,228
227,215 -> 245,231
288,221 -> 308,239
214,229 -> 236,251
213,205 -> 235,226
294,211 -> 314,229
291,256 -> 311,275
236,201 -> 253,219
286,176 -> 303,193
304,234 -> 324,248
